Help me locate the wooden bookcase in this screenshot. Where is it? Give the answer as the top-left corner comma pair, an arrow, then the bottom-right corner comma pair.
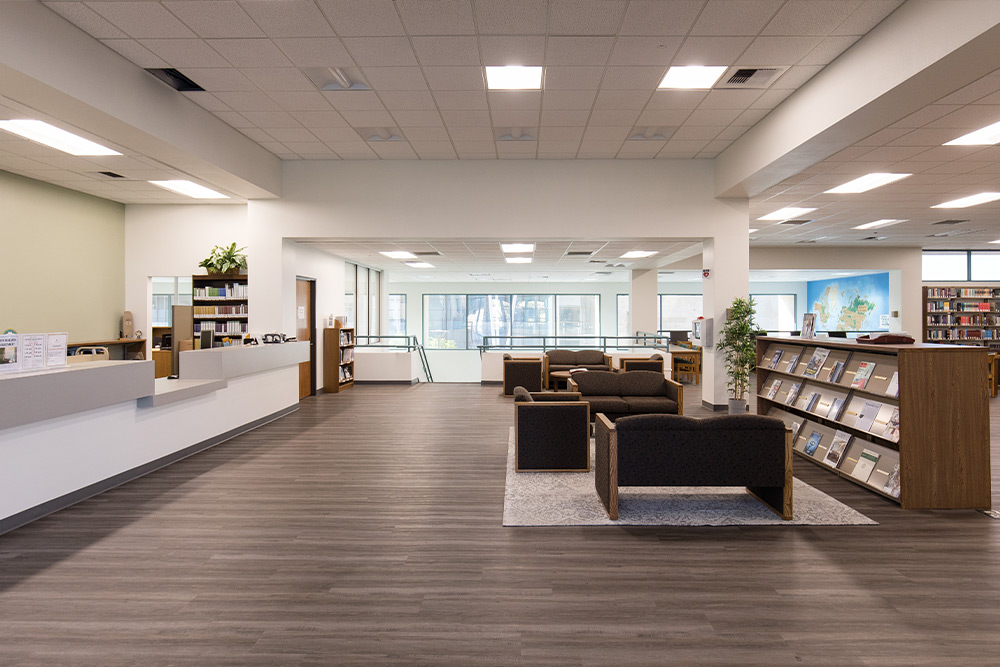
323,326 -> 354,393
191,274 -> 248,346
923,285 -> 1000,348
756,336 -> 990,510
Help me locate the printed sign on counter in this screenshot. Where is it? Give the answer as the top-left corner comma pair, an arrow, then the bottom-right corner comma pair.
20,333 -> 46,371
0,333 -> 19,373
46,332 -> 68,367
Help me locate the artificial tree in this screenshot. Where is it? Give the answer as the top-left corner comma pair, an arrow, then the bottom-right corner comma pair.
715,296 -> 758,413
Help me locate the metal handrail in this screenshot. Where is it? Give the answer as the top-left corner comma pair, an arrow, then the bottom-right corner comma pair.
477,334 -> 674,354
354,334 -> 433,382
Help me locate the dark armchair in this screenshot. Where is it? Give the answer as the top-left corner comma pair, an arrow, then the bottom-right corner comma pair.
502,353 -> 543,396
619,353 -> 665,373
513,386 -> 590,472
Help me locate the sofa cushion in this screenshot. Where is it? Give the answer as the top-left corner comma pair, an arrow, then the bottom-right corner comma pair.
570,370 -> 621,395
619,370 -> 669,396
576,363 -> 611,371
616,413 -> 784,433
574,349 -> 607,365
624,396 -> 677,414
546,349 -> 578,365
512,386 -> 533,403
548,363 -> 579,373
584,396 -> 630,416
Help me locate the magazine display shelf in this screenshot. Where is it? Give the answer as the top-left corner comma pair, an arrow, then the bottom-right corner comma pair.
756,336 -> 990,510
322,326 -> 354,393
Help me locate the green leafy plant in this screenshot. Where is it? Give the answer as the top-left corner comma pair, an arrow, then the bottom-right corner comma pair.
198,243 -> 247,274
715,296 -> 758,402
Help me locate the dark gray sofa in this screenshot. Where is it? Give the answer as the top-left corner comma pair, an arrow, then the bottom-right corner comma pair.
543,349 -> 611,389
594,413 -> 793,520
512,386 -> 590,471
568,370 -> 683,420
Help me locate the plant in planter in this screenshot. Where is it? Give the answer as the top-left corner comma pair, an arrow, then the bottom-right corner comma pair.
715,296 -> 758,414
199,243 -> 247,275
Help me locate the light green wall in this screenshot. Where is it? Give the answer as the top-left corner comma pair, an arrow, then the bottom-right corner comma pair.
0,170 -> 125,340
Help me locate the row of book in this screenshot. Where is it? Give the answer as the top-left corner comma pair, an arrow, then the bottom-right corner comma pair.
194,320 -> 249,335
764,346 -> 899,396
926,301 -> 996,313
926,287 -> 1000,298
762,376 -> 899,443
340,330 -> 353,346
194,304 -> 248,316
926,329 -> 996,341
340,348 -> 354,364
193,283 -> 248,298
339,366 -> 353,383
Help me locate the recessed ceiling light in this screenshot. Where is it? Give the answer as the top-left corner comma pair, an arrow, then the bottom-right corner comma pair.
0,119 -> 121,156
149,180 -> 228,199
380,251 -> 417,259
853,219 -> 906,230
931,192 -> 1000,208
748,229 -> 759,234
485,66 -> 542,90
757,207 -> 817,221
620,250 -> 657,259
501,243 -> 534,253
989,239 -> 1000,244
658,65 -> 728,89
405,261 -> 434,268
944,120 -> 1000,145
825,173 -> 912,194
506,257 -> 532,264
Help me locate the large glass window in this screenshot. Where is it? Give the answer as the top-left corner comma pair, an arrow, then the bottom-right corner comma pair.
659,295 -> 702,331
387,294 -> 406,337
616,294 -> 630,339
151,276 -> 192,327
511,294 -> 555,346
751,294 -> 796,331
922,252 -> 969,281
423,295 -> 467,349
468,294 -> 512,347
556,295 -> 600,346
369,269 -> 380,338
970,252 -> 1000,281
357,266 -> 369,337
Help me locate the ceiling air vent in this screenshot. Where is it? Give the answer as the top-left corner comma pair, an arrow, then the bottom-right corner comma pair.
413,251 -> 440,256
716,66 -> 789,89
357,127 -> 404,142
931,219 -> 970,225
862,236 -> 887,241
779,219 -> 812,225
565,250 -> 594,256
146,68 -> 204,92
95,171 -> 125,179
495,127 -> 536,141
627,126 -> 677,141
302,67 -> 371,91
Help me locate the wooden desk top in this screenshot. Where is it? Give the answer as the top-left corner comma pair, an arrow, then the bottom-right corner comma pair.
69,338 -> 146,347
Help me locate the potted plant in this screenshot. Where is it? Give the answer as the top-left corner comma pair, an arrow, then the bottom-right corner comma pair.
199,243 -> 247,275
715,296 -> 758,414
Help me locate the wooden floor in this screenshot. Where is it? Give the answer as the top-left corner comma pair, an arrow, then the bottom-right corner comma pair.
1,382 -> 999,666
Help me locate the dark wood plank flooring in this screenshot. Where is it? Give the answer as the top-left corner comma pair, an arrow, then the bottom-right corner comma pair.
1,382 -> 998,666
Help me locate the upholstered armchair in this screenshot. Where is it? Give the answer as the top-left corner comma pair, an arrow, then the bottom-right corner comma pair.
513,386 -> 590,472
502,353 -> 543,396
620,353 -> 665,373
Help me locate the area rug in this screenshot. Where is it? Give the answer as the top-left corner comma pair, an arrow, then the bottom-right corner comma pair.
503,429 -> 877,527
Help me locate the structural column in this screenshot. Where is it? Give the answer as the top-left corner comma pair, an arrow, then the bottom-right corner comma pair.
701,233 -> 750,409
629,268 -> 658,348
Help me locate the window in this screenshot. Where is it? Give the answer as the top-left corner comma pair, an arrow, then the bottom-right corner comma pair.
616,294 -> 630,339
511,294 -> 554,347
151,276 -> 192,327
344,263 -> 356,328
423,295 -> 467,349
357,266 -> 369,338
467,294 -> 512,347
387,294 -> 406,337
556,295 -> 600,346
659,295 -> 702,331
751,294 -> 796,331
970,252 -> 1000,281
922,252 -> 969,281
369,269 -> 380,337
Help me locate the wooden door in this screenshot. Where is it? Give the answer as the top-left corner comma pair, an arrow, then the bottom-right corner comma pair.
296,278 -> 315,400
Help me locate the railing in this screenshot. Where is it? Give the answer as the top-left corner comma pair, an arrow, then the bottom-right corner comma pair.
354,335 -> 433,383
477,334 -> 675,354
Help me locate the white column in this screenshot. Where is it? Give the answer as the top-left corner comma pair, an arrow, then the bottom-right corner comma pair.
629,268 -> 658,348
702,233 -> 750,409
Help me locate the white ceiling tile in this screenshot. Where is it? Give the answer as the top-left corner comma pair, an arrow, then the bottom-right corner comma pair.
608,36 -> 682,67
240,110 -> 301,127
322,91 -> 386,110
593,90 -> 650,109
749,88 -> 794,109
714,125 -> 750,141
214,91 -> 283,111
240,68 -> 316,91
395,0 -> 475,35
411,141 -> 457,157
271,38 -> 354,67
289,110 -> 349,127
340,109 -> 396,125
620,0 -> 703,36
832,0 -> 904,36
540,109 -> 591,126
265,127 -> 319,142
798,35 -> 861,66
163,1 -> 264,38
369,141 -> 418,158
672,125 -> 723,141
423,67 -> 485,91
87,2 -> 197,38
184,92 -> 230,112
452,141 -> 496,152
487,91 -> 541,110
411,36 -> 480,66
697,89 -> 765,110
400,126 -> 450,141
582,126 -> 630,142
312,127 -> 366,142
589,110 -> 640,126
770,65 -> 824,89
738,36 -> 825,66
433,90 -> 488,110
935,73 -> 1000,105
239,127 -> 275,142
672,36 -> 754,65
853,145 -> 930,162
239,0 -> 335,37
390,110 -> 445,126
326,141 -> 377,158
601,67 -> 664,90
542,90 -> 598,110
380,91 -> 438,110
684,108 -> 744,125
636,109 -> 692,125
100,40 -> 168,68
734,108 -> 770,125
46,2 -> 128,39
182,67 -> 257,91
496,141 -> 537,154
315,0 -> 404,36
491,109 -> 541,126
543,67 -> 604,91
691,0 -> 784,36
617,141 -> 663,156
763,0 -> 861,36
925,104 -> 1000,130
549,0 -> 627,36
342,37 -> 417,66
478,36 -> 546,66
288,143 -> 338,156
208,39 -> 294,67
545,37 -> 614,67
886,128 -> 965,147
440,110 -> 492,126
361,67 -> 428,91
665,139 -> 710,152
646,90 -> 708,110
474,0 -> 548,35
448,127 -> 494,142
269,92 -> 333,112
539,127 -> 584,142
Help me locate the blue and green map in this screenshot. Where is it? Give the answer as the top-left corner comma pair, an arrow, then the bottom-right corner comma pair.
806,273 -> 890,331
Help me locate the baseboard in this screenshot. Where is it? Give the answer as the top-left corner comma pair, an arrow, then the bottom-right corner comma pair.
0,404 -> 299,537
354,379 -> 419,385
702,400 -> 728,411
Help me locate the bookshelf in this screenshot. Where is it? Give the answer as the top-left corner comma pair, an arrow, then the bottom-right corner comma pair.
923,285 -> 1000,348
323,325 -> 354,393
756,336 -> 990,510
192,274 -> 248,347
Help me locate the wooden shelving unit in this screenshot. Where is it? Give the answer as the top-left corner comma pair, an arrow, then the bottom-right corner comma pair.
323,325 -> 354,393
923,285 -> 1000,348
756,335 -> 990,510
191,274 -> 248,347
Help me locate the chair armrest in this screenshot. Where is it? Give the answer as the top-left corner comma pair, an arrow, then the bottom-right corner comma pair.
567,378 -> 579,392
529,391 -> 582,402
662,378 -> 684,415
594,413 -> 618,519
603,354 -> 612,370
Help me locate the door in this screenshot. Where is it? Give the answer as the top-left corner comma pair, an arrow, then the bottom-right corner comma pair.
296,277 -> 316,400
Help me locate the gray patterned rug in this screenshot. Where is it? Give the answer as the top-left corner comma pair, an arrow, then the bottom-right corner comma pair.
503,429 -> 877,527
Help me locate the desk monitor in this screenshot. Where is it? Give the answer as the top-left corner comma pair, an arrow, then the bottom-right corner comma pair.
160,333 -> 172,350
668,330 -> 689,344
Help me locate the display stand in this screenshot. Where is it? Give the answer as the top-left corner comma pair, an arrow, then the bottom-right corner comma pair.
756,336 -> 990,509
323,325 -> 354,393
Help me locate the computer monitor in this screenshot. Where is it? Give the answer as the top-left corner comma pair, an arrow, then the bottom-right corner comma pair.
200,329 -> 215,350
160,333 -> 172,350
668,330 -> 689,344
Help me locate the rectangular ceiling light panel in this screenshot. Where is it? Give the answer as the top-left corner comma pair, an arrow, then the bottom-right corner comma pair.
944,120 -> 1000,145
757,207 -> 817,221
853,219 -> 906,230
658,66 -> 728,89
149,180 -> 229,199
0,119 -> 121,156
501,243 -> 535,253
620,250 -> 656,259
485,66 -> 542,90
825,173 -> 912,194
932,193 -> 1000,208
505,257 -> 532,264
380,251 -> 417,259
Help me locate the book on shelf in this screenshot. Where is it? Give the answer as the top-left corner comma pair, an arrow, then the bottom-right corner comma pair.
785,382 -> 801,405
803,430 -> 823,456
827,397 -> 845,420
823,430 -> 852,467
801,312 -> 817,339
851,361 -> 876,389
766,378 -> 782,400
886,371 -> 899,398
882,407 -> 900,442
802,348 -> 830,378
785,353 -> 800,372
855,399 -> 882,432
766,349 -> 784,369
850,448 -> 881,483
826,360 -> 845,383
882,463 -> 901,499
805,392 -> 821,412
